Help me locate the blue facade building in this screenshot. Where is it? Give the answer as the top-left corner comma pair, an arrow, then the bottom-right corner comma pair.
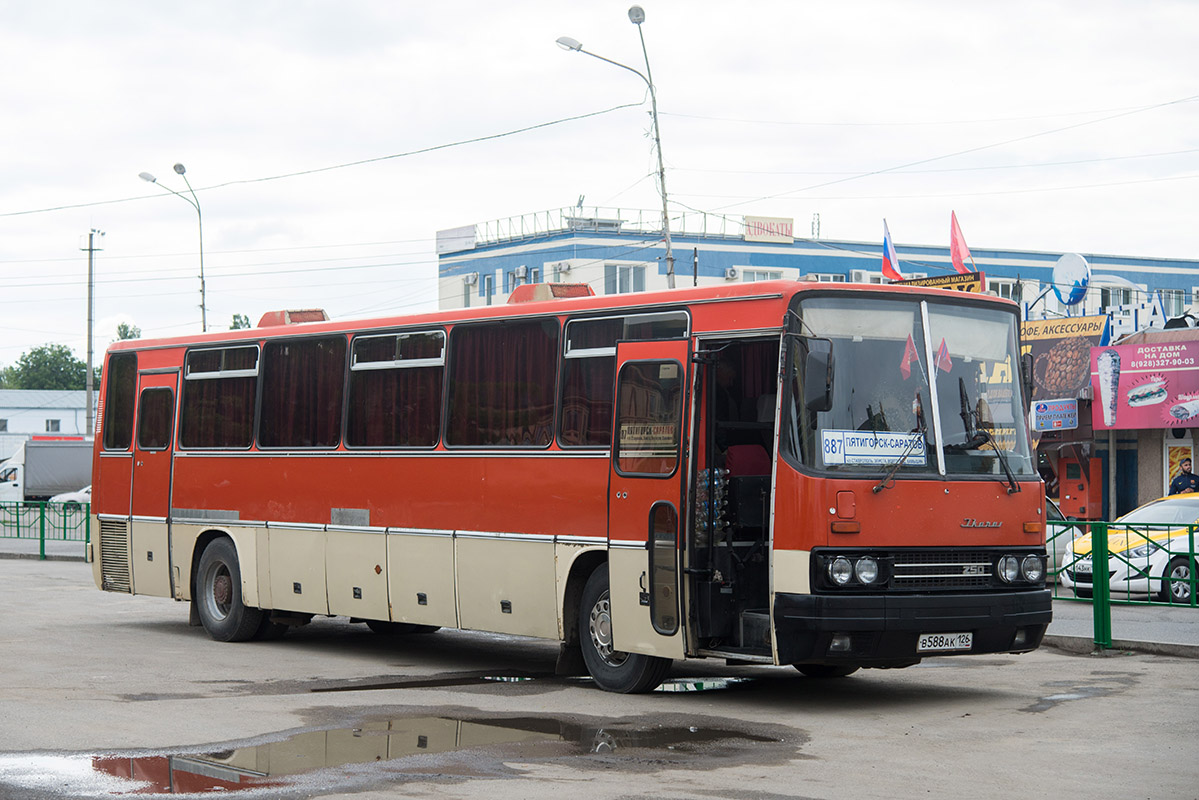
437,208 -> 1198,337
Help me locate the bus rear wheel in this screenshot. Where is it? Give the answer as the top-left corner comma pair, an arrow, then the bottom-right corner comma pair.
196,537 -> 265,642
579,563 -> 670,693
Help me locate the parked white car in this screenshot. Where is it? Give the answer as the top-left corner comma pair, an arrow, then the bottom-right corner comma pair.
49,485 -> 91,509
1059,494 -> 1198,604
1045,498 -> 1085,582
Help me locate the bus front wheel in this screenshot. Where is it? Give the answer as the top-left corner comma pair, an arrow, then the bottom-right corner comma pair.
196,537 -> 265,642
579,563 -> 670,693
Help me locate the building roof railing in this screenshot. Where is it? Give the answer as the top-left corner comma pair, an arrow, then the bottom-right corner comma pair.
474,207 -> 742,247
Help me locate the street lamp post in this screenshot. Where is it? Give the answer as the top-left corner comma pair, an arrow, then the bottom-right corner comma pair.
139,164 -> 207,332
558,5 -> 675,288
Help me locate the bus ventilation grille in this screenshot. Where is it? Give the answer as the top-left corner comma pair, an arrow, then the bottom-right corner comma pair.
99,519 -> 132,593
892,550 -> 994,591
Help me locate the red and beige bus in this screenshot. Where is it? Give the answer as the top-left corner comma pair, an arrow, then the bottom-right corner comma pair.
89,280 -> 1051,692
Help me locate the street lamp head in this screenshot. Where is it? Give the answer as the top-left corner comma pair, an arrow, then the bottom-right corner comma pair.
173,163 -> 187,175
138,172 -> 157,183
556,36 -> 582,51
628,5 -> 645,24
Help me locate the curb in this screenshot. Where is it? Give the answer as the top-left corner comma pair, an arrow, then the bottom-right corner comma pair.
0,552 -> 86,563
1043,633 -> 1199,659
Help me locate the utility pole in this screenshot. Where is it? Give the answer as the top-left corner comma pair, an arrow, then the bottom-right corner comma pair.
81,229 -> 104,437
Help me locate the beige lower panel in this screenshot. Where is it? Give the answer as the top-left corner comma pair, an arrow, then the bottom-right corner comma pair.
130,520 -> 171,599
772,548 -> 811,595
169,525 -> 261,608
386,534 -> 458,628
609,547 -> 685,659
267,527 -> 328,615
456,537 -> 557,639
327,531 -> 389,620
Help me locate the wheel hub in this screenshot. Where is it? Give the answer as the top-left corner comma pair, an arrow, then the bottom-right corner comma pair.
588,593 -> 628,667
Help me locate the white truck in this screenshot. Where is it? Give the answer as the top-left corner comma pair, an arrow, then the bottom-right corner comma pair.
0,439 -> 93,503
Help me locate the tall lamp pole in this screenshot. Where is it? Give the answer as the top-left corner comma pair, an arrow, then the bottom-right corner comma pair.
558,5 -> 675,288
139,164 -> 207,331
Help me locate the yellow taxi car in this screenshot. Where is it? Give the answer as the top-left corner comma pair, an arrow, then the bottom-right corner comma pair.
1059,493 -> 1198,603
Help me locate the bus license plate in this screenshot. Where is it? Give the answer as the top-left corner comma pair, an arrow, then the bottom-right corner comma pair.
917,632 -> 973,652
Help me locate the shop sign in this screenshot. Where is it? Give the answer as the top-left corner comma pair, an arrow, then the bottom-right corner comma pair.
1091,340 -> 1199,430
743,216 -> 794,244
1020,316 -> 1108,402
896,272 -> 985,293
1032,398 -> 1078,431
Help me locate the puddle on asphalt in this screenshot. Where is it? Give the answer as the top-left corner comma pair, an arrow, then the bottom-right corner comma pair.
0,713 -> 777,796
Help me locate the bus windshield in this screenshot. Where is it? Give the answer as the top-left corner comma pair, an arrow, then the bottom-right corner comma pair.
782,294 -> 1035,481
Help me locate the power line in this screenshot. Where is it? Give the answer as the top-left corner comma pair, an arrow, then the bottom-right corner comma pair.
0,102 -> 645,219
709,92 -> 1199,212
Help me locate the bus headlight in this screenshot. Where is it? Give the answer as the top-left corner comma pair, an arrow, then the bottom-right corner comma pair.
1021,555 -> 1044,583
998,555 -> 1020,583
855,556 -> 879,585
829,557 -> 853,586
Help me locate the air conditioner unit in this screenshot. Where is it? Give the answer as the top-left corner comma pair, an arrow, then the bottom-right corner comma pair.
514,266 -> 527,279
463,272 -> 479,286
724,267 -> 739,280
850,269 -> 880,284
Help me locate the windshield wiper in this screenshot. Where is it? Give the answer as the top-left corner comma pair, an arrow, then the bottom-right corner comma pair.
949,377 -> 1020,494
873,393 -> 927,494
974,426 -> 1021,495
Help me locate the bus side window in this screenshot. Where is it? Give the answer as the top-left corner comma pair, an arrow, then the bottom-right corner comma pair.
102,352 -> 138,451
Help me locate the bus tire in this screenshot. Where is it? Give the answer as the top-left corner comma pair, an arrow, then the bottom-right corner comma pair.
579,563 -> 670,693
365,620 -> 440,635
795,664 -> 859,678
196,537 -> 264,642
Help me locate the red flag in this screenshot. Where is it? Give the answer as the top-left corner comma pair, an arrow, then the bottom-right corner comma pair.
935,337 -> 953,373
900,333 -> 919,380
950,211 -> 972,275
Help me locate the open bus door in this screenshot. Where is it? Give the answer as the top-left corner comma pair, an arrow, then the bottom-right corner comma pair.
607,339 -> 689,659
128,370 -> 178,598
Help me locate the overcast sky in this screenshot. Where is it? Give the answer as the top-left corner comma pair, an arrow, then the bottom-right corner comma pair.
2,0 -> 1196,368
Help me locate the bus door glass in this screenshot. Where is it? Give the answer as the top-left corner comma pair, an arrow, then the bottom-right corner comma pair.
129,370 -> 178,598
608,339 -> 690,659
131,372 -> 178,521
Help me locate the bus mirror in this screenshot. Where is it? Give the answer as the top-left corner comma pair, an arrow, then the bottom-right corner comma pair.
1020,352 -> 1034,399
803,340 -> 834,412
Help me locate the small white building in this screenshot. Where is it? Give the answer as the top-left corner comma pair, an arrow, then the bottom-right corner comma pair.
0,390 -> 94,460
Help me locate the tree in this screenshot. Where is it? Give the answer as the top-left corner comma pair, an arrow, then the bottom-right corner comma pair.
7,344 -> 89,390
115,322 -> 141,340
230,314 -> 251,330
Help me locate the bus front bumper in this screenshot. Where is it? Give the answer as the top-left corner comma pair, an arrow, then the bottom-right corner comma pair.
773,589 -> 1052,667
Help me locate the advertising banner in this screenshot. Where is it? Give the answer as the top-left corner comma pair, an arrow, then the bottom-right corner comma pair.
1091,340 -> 1199,430
1032,398 -> 1079,431
743,216 -> 794,244
896,272 -> 985,293
1020,316 -> 1108,402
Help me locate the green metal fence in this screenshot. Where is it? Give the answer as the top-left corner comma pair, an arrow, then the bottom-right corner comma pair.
1050,518 -> 1197,649
0,501 -> 91,559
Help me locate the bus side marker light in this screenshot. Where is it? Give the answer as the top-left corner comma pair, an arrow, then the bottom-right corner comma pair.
417,593 -> 428,605
1023,522 -> 1042,535
294,582 -> 302,594
830,521 -> 860,534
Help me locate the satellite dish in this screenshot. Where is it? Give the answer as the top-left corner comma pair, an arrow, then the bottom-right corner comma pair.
1052,253 -> 1090,306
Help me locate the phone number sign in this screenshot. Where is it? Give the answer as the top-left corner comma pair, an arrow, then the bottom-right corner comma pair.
1032,398 -> 1078,432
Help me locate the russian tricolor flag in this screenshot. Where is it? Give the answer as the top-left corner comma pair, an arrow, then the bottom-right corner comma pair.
882,219 -> 904,281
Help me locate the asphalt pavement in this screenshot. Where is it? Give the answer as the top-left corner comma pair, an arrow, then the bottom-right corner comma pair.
2,535 -> 1195,658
